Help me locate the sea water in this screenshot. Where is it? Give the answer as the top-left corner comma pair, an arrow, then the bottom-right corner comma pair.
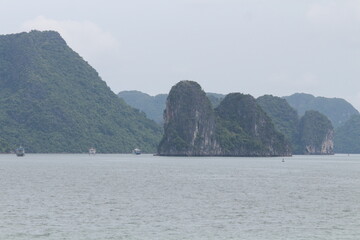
0,154 -> 359,239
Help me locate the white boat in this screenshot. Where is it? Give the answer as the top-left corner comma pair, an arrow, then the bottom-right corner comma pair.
133,148 -> 141,155
15,146 -> 25,157
89,148 -> 96,155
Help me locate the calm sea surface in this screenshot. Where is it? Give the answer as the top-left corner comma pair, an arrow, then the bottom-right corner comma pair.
0,154 -> 360,240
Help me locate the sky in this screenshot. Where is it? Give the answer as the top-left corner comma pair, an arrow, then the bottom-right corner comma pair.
1,0 -> 360,110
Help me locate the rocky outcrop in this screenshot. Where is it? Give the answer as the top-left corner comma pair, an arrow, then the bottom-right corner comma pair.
321,130 -> 334,154
157,81 -> 220,156
158,81 -> 291,156
299,110 -> 334,155
215,93 -> 291,156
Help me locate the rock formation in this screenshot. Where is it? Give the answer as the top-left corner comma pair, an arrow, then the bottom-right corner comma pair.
215,93 -> 291,156
257,95 -> 300,153
298,110 -> 334,154
157,81 -> 220,156
158,81 -> 291,156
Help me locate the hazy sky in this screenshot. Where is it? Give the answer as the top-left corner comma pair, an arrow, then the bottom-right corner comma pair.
1,0 -> 360,109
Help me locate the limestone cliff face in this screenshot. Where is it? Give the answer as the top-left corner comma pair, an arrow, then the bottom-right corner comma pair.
158,81 -> 291,156
299,110 -> 334,155
157,81 -> 220,156
215,93 -> 291,156
321,130 -> 334,154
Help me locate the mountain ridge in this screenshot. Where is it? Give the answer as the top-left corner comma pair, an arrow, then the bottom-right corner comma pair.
283,93 -> 359,128
119,90 -> 358,129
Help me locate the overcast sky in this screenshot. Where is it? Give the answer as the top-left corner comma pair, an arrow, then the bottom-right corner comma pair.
1,0 -> 360,109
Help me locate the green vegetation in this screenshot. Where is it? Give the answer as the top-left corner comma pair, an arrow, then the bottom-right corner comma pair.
334,115 -> 360,153
0,137 -> 10,153
257,95 -> 300,152
284,93 -> 359,128
0,30 -> 162,153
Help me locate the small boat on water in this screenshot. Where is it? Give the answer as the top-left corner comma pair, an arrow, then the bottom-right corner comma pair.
15,146 -> 25,157
89,148 -> 96,155
133,148 -> 141,155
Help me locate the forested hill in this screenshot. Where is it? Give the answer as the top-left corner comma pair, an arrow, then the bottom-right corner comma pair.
284,93 -> 359,128
0,30 -> 162,153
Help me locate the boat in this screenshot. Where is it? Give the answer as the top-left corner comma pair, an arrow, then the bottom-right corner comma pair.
133,148 -> 141,155
89,148 -> 96,155
15,146 -> 25,157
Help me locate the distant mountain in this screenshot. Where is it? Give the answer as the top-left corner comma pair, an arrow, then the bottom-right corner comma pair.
118,91 -> 167,124
206,92 -> 225,107
284,93 -> 359,127
118,91 -> 225,123
0,31 -> 162,153
334,115 -> 360,153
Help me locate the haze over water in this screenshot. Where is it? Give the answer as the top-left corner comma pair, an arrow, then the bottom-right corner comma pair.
1,154 -> 360,239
